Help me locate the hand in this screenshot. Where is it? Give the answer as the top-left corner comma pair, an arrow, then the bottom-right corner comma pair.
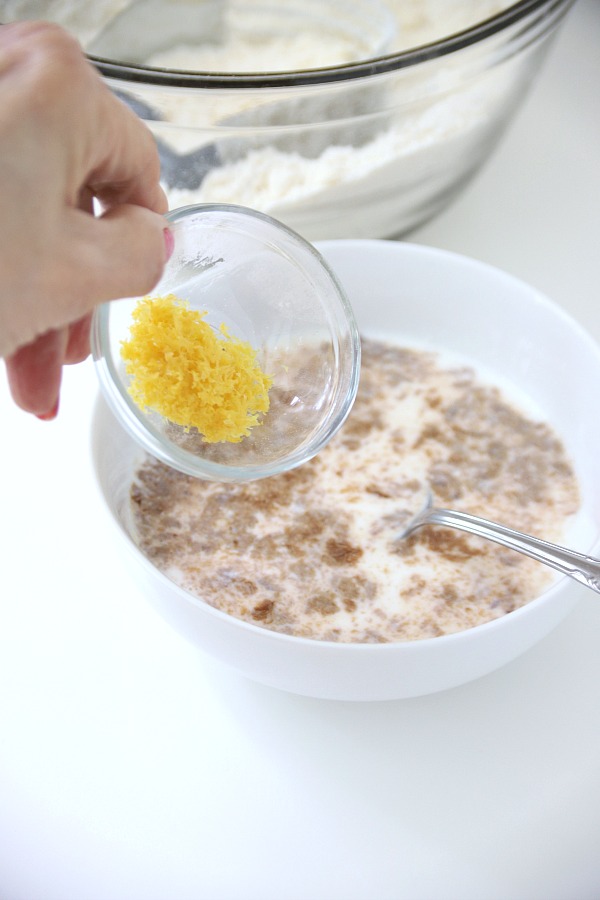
0,21 -> 170,418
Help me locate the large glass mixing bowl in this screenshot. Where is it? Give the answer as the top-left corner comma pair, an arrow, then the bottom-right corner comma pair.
3,1 -> 575,239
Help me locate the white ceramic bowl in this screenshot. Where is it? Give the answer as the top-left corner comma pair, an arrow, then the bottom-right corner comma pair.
91,240 -> 600,701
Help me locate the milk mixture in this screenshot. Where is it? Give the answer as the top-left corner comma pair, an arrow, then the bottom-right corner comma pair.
130,340 -> 579,643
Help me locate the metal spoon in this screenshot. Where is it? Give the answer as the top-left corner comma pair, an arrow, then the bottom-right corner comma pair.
113,79 -> 387,191
395,491 -> 600,594
112,91 -> 221,190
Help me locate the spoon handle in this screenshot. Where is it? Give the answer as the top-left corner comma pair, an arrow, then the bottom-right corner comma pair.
421,507 -> 600,595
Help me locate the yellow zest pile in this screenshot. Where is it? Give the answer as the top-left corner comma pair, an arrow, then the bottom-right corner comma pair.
120,293 -> 272,443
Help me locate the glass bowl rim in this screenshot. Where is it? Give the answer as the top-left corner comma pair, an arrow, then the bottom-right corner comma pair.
87,0 -> 574,88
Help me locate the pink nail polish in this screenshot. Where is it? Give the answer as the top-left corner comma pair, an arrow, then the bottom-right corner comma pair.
36,397 -> 59,421
163,227 -> 175,262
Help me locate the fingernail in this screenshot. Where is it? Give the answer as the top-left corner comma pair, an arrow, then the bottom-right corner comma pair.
163,227 -> 174,262
36,396 -> 59,421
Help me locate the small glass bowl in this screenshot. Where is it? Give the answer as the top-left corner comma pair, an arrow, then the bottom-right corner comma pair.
91,203 -> 360,482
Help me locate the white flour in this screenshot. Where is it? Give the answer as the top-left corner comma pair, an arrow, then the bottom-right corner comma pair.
166,71 -> 511,239
145,1 -> 516,238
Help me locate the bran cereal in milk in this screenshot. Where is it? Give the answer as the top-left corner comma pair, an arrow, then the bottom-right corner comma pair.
130,340 -> 579,643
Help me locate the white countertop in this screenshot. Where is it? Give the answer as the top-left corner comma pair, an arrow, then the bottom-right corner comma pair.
1,3 -> 599,898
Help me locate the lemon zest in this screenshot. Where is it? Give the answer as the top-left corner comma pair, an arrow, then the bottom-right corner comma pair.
120,293 -> 272,443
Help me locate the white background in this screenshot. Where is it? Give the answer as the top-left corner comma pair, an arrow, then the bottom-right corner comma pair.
1,2 -> 599,898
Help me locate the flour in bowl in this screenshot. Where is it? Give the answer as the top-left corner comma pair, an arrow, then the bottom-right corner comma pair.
147,1 -> 520,239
